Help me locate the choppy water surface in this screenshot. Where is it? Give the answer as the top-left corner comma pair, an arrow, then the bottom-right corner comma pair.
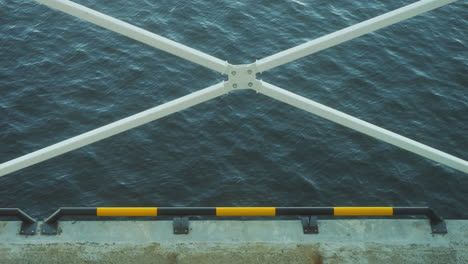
1,0 -> 467,219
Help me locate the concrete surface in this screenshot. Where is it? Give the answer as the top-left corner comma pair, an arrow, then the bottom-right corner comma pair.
1,219 -> 467,263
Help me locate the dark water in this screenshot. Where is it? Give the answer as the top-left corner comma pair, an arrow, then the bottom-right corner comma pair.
1,0 -> 467,220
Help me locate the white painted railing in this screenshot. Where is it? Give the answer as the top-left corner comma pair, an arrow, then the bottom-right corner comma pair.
1,0 -> 466,176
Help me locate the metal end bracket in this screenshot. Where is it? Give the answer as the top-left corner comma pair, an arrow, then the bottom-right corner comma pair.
0,208 -> 37,235
41,208 -> 62,235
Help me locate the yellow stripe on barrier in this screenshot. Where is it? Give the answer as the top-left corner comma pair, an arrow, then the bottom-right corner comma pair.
97,207 -> 158,216
334,207 -> 393,216
216,207 -> 276,216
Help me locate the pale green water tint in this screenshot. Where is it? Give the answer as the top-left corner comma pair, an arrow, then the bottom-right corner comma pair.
0,0 -> 467,219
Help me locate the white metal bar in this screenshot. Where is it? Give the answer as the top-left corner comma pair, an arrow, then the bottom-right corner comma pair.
256,0 -> 457,72
0,82 -> 227,177
259,81 -> 468,174
34,0 -> 228,73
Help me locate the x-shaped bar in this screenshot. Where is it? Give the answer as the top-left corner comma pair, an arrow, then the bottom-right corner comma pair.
34,0 -> 229,73
0,0 -> 465,177
258,82 -> 468,174
0,83 -> 227,177
256,0 -> 457,72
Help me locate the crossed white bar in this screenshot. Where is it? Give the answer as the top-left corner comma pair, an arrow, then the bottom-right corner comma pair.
1,0 -> 466,177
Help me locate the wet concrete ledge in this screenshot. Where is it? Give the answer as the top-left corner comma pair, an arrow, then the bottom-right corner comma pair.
1,219 -> 467,263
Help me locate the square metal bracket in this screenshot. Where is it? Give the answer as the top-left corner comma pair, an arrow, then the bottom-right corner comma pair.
431,220 -> 447,234
301,216 -> 319,234
430,218 -> 447,234
41,222 -> 60,235
173,217 -> 189,234
19,221 -> 37,236
224,64 -> 261,91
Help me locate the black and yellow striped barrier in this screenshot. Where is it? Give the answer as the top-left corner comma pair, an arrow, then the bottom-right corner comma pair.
44,206 -> 432,218
41,206 -> 446,235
